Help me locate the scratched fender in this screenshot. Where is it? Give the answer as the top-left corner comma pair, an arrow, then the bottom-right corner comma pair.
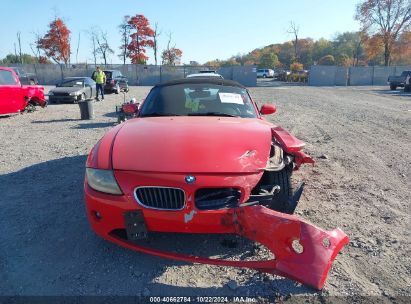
271,126 -> 315,169
107,205 -> 348,290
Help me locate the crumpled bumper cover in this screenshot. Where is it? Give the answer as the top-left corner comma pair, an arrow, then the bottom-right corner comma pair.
107,205 -> 348,290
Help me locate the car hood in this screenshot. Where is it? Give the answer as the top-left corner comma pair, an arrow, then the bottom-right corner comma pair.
50,87 -> 83,94
112,117 -> 273,173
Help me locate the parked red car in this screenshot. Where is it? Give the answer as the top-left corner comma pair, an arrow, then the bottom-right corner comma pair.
0,67 -> 46,116
84,78 -> 348,289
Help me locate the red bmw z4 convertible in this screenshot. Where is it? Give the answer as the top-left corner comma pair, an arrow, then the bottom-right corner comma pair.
84,78 -> 348,289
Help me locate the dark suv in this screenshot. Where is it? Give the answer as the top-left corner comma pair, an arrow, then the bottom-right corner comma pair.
92,69 -> 129,94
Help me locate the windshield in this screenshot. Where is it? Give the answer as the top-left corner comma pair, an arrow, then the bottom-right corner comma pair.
0,70 -> 17,85
139,83 -> 257,118
59,79 -> 84,87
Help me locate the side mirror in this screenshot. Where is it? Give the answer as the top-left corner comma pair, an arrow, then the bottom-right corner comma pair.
260,104 -> 277,115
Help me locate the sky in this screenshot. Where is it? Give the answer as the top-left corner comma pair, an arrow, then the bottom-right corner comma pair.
0,0 -> 362,65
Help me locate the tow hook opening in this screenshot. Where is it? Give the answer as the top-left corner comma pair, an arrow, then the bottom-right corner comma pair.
323,238 -> 331,248
291,239 -> 304,254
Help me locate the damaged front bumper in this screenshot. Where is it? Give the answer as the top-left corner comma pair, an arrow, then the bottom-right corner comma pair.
117,206 -> 348,290
87,183 -> 348,290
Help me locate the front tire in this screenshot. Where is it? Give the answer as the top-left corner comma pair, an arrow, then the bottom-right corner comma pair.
267,166 -> 294,212
256,165 -> 296,213
390,84 -> 397,90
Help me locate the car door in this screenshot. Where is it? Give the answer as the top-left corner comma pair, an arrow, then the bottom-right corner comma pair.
0,70 -> 25,115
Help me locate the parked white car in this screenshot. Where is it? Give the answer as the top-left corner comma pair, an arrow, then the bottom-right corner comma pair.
257,69 -> 275,78
186,72 -> 224,79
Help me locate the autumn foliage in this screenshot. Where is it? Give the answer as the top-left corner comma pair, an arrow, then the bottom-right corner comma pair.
37,18 -> 71,65
290,62 -> 303,72
162,48 -> 183,66
318,55 -> 335,65
127,15 -> 154,64
356,0 -> 411,65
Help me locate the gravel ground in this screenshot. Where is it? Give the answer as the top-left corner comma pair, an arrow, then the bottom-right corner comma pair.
0,85 -> 410,302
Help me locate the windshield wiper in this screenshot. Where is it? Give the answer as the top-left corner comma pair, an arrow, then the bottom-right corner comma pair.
140,112 -> 183,117
187,112 -> 239,117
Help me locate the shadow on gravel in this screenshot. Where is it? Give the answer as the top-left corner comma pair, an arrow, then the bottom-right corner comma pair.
0,156 -> 316,296
257,79 -> 307,88
32,118 -> 80,124
72,122 -> 114,129
372,89 -> 411,97
0,115 -> 16,119
103,111 -> 118,118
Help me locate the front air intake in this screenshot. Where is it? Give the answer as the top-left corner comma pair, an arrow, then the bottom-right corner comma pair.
195,188 -> 241,210
135,187 -> 185,210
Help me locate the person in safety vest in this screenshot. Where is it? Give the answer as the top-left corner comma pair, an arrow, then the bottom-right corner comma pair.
93,67 -> 106,101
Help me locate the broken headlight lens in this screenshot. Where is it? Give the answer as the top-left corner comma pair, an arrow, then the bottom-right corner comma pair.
86,168 -> 123,195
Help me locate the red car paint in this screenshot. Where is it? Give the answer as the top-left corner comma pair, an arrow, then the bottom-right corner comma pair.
112,117 -> 272,173
84,82 -> 348,289
102,204 -> 348,290
122,103 -> 139,114
0,67 -> 46,115
271,126 -> 306,153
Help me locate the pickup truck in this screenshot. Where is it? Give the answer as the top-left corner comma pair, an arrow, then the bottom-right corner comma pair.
0,67 -> 46,116
405,74 -> 411,92
387,70 -> 411,90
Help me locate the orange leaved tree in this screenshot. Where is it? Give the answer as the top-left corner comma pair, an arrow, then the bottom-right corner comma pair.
127,15 -> 154,64
162,48 -> 183,66
356,0 -> 411,66
37,18 -> 71,65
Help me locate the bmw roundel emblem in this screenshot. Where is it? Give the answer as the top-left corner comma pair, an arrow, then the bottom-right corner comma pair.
185,175 -> 196,184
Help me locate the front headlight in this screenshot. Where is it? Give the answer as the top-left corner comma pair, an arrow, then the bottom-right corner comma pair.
86,168 -> 123,195
70,91 -> 80,96
48,91 -> 54,96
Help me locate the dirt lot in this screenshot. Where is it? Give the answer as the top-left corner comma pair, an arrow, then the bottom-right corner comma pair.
0,85 -> 410,301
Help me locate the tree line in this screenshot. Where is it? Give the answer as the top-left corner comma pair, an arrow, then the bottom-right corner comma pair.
1,0 -> 410,68
206,0 -> 410,69
0,14 -> 183,66
205,30 -> 410,69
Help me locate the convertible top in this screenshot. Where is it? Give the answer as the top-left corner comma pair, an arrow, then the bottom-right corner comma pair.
155,77 -> 245,88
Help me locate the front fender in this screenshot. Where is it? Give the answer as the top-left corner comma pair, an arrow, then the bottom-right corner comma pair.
271,126 -> 315,169
23,85 -> 47,107
86,124 -> 125,169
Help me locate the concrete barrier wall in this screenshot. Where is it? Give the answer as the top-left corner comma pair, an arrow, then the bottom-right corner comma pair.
335,67 -> 349,86
349,67 -> 374,86
308,66 -> 336,86
373,66 -> 397,85
1,64 -> 257,87
309,65 -> 411,86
